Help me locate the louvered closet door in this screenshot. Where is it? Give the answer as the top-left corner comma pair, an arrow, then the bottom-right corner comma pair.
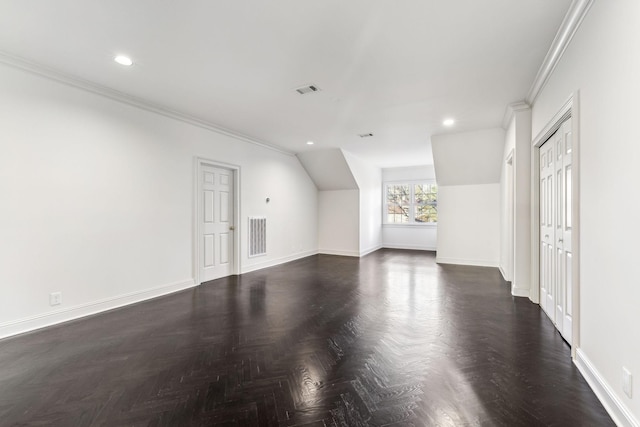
200,165 -> 234,283
539,118 -> 573,344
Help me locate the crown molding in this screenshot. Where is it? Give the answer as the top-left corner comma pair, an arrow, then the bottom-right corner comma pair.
525,0 -> 595,105
0,51 -> 294,157
501,101 -> 530,129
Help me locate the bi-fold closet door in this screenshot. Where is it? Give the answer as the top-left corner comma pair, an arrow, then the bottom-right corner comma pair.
539,118 -> 573,344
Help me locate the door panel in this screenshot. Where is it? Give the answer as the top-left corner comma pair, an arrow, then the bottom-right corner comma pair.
561,119 -> 573,343
540,138 -> 555,321
199,165 -> 234,283
204,234 -> 215,267
539,118 -> 573,345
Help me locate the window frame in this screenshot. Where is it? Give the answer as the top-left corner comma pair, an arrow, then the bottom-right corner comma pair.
382,179 -> 438,226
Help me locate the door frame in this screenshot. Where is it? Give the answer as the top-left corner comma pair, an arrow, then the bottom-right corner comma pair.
504,149 -> 514,282
531,91 -> 580,358
194,157 -> 241,284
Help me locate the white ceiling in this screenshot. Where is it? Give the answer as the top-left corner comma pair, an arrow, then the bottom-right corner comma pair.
0,0 -> 572,167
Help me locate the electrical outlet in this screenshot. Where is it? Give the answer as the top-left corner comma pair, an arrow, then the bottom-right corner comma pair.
623,367 -> 633,398
49,292 -> 62,306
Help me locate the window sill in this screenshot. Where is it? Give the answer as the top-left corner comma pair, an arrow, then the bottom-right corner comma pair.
382,223 -> 437,228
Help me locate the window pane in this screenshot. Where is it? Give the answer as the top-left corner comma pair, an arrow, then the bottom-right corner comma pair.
415,184 -> 437,204
415,205 -> 437,223
387,185 -> 409,204
387,204 -> 409,223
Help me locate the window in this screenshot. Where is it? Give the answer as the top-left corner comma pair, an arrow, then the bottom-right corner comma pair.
384,181 -> 437,224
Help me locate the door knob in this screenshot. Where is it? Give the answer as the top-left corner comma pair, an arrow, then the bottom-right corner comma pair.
558,238 -> 563,243
230,226 -> 235,231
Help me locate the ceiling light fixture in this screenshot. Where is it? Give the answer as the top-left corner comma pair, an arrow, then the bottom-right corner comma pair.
306,141 -> 314,145
114,55 -> 133,66
443,118 -> 455,126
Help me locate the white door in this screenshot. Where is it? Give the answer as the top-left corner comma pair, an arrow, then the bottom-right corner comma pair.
558,118 -> 573,343
199,164 -> 234,283
539,118 -> 573,344
540,135 -> 555,322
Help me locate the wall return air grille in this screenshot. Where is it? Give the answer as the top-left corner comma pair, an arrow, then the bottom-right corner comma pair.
248,217 -> 267,257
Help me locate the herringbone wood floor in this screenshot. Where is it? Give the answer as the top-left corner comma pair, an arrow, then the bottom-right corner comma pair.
0,250 -> 613,426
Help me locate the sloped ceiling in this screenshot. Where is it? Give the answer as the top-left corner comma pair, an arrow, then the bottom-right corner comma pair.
0,0 -> 572,167
431,128 -> 506,186
297,149 -> 358,191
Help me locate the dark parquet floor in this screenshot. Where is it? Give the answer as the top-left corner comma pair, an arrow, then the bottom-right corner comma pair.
0,250 -> 614,426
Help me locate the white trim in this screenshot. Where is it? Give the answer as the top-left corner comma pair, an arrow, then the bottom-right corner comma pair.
499,265 -> 509,281
0,51 -> 293,157
0,279 -> 196,340
383,244 -> 437,251
511,286 -> 530,298
318,249 -> 361,257
502,101 -> 530,130
241,250 -> 319,273
531,92 -> 580,357
435,257 -> 499,268
526,0 -> 594,104
360,245 -> 383,257
505,149 -> 514,166
575,349 -> 640,427
382,223 -> 437,229
194,158 -> 242,284
532,96 -> 574,146
503,148 -> 515,283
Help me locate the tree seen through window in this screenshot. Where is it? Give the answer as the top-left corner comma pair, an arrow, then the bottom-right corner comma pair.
385,182 -> 437,224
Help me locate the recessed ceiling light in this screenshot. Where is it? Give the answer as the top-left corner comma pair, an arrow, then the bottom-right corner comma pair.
443,118 -> 455,126
306,141 -> 314,145
114,55 -> 133,66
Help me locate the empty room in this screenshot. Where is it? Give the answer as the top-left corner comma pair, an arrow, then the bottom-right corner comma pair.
1,1 -> 638,425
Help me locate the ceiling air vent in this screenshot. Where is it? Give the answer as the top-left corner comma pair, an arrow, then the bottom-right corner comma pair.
295,84 -> 320,95
358,133 -> 374,138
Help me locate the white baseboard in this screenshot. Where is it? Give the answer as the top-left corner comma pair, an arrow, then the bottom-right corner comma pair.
0,278 -> 196,340
511,286 -> 530,298
360,245 -> 383,257
575,348 -> 639,427
382,244 -> 437,251
498,265 -> 513,282
241,249 -> 319,273
435,257 -> 499,268
317,249 -> 360,257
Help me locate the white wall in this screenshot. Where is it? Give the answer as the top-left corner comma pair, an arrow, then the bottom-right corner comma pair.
317,190 -> 360,256
436,184 -> 501,267
343,150 -> 382,255
432,128 -> 506,186
382,226 -> 437,251
0,63 -> 318,338
531,1 -> 640,423
381,165 -> 437,251
500,120 -> 515,280
382,165 -> 436,182
432,129 -> 504,267
500,107 -> 532,297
